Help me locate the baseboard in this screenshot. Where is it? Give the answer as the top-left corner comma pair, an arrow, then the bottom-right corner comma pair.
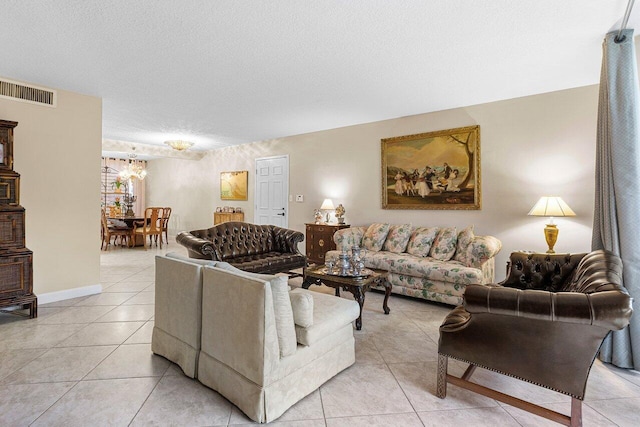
37,284 -> 102,305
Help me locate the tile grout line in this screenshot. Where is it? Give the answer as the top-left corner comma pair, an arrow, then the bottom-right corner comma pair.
384,360 -> 426,424
27,380 -> 81,426
127,368 -> 167,426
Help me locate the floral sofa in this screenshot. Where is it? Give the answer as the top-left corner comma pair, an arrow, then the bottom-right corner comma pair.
326,224 -> 502,306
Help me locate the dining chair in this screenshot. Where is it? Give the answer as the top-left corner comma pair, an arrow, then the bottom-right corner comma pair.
156,207 -> 172,246
133,207 -> 164,249
101,208 -> 131,250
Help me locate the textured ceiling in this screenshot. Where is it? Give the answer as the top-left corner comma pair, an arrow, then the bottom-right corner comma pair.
0,0 -> 634,155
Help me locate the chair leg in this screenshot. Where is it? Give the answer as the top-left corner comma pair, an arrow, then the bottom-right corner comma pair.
461,363 -> 477,380
436,353 -> 448,398
443,360 -> 579,426
570,398 -> 582,427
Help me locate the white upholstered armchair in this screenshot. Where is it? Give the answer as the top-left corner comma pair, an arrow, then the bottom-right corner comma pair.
152,253 -> 359,423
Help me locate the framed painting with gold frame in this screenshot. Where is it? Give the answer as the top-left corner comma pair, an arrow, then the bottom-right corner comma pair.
381,125 -> 481,210
220,170 -> 248,201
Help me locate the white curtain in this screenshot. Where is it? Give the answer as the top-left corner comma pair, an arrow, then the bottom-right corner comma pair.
102,157 -> 146,217
594,29 -> 640,369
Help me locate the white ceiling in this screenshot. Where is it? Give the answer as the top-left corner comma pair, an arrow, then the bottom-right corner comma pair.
0,0 -> 636,155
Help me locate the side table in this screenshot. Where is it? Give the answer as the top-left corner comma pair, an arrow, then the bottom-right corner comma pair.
305,223 -> 349,265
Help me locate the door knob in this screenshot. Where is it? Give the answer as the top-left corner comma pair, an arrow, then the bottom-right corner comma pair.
277,213 -> 285,216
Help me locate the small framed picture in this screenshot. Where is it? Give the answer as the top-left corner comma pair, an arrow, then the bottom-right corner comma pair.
220,170 -> 248,201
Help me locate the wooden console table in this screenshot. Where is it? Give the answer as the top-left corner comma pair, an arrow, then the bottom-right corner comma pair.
214,212 -> 244,225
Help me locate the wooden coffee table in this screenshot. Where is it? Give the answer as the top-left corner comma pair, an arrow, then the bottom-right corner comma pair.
302,265 -> 391,330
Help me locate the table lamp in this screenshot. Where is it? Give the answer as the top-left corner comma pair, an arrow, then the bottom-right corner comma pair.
527,196 -> 576,253
320,199 -> 335,223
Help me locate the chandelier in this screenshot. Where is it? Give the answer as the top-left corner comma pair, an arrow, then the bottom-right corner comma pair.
119,149 -> 147,180
164,140 -> 194,151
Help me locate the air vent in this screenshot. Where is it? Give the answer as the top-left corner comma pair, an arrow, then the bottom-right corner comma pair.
0,78 -> 56,107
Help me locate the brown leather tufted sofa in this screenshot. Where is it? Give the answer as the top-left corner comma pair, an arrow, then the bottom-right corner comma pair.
176,221 -> 305,275
437,250 -> 633,427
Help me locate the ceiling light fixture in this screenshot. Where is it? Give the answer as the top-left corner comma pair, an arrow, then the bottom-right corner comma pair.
119,148 -> 147,180
164,140 -> 194,151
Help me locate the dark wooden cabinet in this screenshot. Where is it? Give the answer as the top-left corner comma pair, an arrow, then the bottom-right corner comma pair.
305,223 -> 350,265
0,120 -> 36,318
0,206 -> 26,249
0,168 -> 19,205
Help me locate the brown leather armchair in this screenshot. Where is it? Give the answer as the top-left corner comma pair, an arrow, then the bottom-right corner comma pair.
437,250 -> 633,427
176,221 -> 305,275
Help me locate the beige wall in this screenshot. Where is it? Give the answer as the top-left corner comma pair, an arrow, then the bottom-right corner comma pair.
147,85 -> 598,280
0,82 -> 102,299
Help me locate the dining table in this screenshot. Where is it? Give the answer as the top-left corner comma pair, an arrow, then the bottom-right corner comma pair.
107,216 -> 146,247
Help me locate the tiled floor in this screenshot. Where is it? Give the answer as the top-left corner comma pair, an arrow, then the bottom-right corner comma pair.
2,243 -> 640,426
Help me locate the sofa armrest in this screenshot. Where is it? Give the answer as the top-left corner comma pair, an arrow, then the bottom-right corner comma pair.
176,231 -> 219,260
271,226 -> 304,254
464,284 -> 632,330
465,235 -> 502,268
333,226 -> 367,251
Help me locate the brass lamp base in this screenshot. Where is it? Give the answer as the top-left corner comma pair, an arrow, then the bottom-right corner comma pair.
544,223 -> 559,254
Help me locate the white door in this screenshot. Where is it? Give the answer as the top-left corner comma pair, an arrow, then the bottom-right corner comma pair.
254,155 -> 289,227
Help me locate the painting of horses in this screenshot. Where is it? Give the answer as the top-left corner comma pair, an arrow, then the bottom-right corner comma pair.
381,125 -> 481,210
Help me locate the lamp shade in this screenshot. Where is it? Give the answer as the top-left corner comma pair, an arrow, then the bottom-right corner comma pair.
320,199 -> 335,210
528,196 -> 576,217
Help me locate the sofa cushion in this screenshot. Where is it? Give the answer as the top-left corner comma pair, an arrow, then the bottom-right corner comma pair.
295,292 -> 359,346
454,226 -> 475,264
364,251 -> 483,285
406,227 -> 440,257
289,288 -> 314,328
382,224 -> 412,253
271,276 -> 298,357
362,223 -> 390,252
334,227 -> 366,251
430,227 -> 458,261
221,251 -> 306,274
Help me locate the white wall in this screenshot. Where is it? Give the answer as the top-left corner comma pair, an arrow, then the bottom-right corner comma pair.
0,82 -> 102,299
147,85 -> 598,280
